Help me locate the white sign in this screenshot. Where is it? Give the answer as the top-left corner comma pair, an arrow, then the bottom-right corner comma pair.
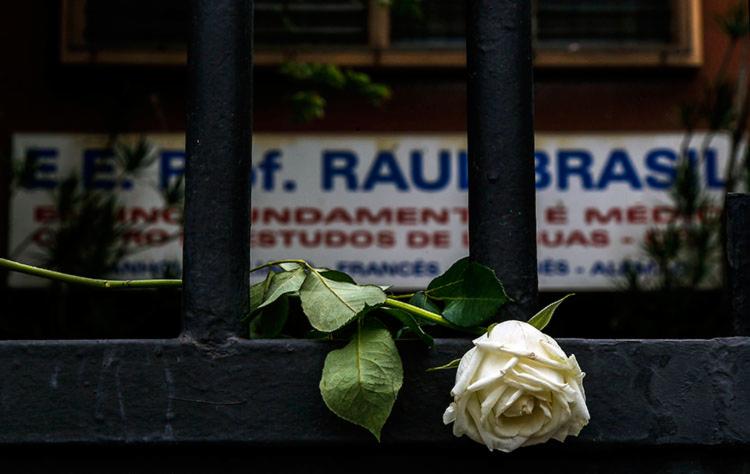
9,133 -> 730,289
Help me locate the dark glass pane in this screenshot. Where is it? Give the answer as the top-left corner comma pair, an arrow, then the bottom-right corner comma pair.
537,0 -> 673,46
391,0 -> 466,47
85,0 -> 188,50
391,0 -> 674,48
255,0 -> 368,46
84,0 -> 369,51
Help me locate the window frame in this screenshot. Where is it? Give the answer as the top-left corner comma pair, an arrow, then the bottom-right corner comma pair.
60,0 -> 703,68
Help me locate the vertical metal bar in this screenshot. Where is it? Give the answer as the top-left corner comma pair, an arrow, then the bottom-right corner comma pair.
184,0 -> 253,343
728,193 -> 750,336
466,0 -> 538,320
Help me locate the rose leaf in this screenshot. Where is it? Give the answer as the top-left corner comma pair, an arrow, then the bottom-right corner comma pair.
382,307 -> 434,347
408,291 -> 441,317
299,271 -> 386,332
527,293 -> 575,331
255,267 -> 307,311
319,319 -> 404,441
249,295 -> 289,339
425,257 -> 508,327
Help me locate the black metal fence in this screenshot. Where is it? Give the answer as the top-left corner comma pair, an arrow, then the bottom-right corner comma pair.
1,1 -> 749,471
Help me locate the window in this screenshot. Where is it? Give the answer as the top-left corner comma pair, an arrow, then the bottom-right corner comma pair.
61,0 -> 702,67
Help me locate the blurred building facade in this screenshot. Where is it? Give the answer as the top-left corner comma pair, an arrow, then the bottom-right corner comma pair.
0,1 -> 745,337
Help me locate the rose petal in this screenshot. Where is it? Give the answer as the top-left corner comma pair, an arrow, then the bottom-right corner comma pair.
443,403 -> 456,425
493,387 -> 524,418
474,340 -> 570,370
451,347 -> 481,397
443,320 -> 589,453
466,357 -> 518,392
479,384 -> 507,422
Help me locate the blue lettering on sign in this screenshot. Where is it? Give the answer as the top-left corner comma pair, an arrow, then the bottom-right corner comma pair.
24,148 -> 58,189
410,149 -> 451,191
15,142 -> 731,193
644,148 -> 677,189
535,151 -> 551,189
458,150 -> 468,190
597,149 -> 642,190
160,150 -> 185,190
323,149 -> 467,192
362,151 -> 409,191
532,146 -> 726,191
557,149 -> 594,190
336,260 -> 440,277
83,149 -> 117,190
252,149 -> 283,191
703,149 -> 726,189
322,150 -> 358,191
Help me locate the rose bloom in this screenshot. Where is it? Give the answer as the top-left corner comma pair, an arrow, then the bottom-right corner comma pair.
443,320 -> 589,452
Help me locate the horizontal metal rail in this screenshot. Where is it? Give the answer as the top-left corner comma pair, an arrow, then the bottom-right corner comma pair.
0,338 -> 747,446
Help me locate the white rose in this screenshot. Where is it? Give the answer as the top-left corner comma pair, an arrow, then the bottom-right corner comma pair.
443,320 -> 589,452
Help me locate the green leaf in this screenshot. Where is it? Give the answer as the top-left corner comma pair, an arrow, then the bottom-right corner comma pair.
527,293 -> 574,331
408,291 -> 441,318
249,295 -> 289,338
383,308 -> 433,347
256,267 -> 306,311
319,269 -> 356,284
248,272 -> 274,316
299,271 -> 386,332
319,320 -> 403,440
427,358 -> 461,372
425,257 -> 508,327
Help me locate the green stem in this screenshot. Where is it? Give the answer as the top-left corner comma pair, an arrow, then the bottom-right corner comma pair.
0,258 -> 182,289
388,292 -> 415,300
384,297 -> 483,335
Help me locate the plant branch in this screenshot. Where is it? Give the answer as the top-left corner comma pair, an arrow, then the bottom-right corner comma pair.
0,258 -> 182,289
387,292 -> 415,300
384,297 -> 483,335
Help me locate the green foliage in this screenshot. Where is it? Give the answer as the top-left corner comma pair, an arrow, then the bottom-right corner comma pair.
299,270 -> 387,332
636,1 -> 748,296
244,258 -> 513,438
274,0 -> 435,122
255,267 -> 306,312
527,294 -> 574,331
44,176 -> 126,277
2,251 -> 573,440
408,291 -> 441,315
114,137 -> 157,176
381,0 -> 423,20
289,91 -> 326,123
280,62 -> 391,122
10,153 -> 41,190
9,137 -> 182,280
717,1 -> 750,40
424,257 -> 509,327
249,295 -> 289,339
385,307 -> 433,347
319,319 -> 403,440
